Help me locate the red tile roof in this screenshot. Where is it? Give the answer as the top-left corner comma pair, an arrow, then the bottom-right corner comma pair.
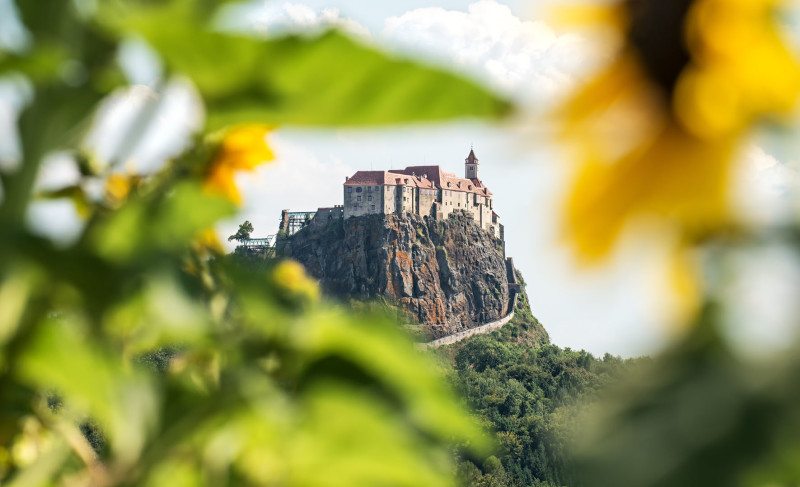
344,166 -> 491,195
345,170 -> 433,189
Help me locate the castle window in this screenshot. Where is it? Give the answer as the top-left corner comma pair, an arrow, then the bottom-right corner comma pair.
347,187 -> 352,193
357,195 -> 362,202
370,204 -> 375,211
367,195 -> 372,201
367,186 -> 371,192
356,187 -> 362,193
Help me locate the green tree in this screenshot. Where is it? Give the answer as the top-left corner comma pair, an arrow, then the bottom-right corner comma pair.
449,332 -> 634,486
229,220 -> 254,242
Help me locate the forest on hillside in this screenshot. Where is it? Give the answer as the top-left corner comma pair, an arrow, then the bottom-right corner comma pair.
446,324 -> 638,487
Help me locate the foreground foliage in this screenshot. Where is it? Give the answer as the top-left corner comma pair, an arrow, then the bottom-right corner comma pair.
0,0 -> 509,485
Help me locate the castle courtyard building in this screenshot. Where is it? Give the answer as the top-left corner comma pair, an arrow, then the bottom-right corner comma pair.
343,150 -> 501,238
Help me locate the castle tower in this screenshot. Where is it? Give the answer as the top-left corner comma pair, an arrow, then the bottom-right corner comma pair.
465,148 -> 479,179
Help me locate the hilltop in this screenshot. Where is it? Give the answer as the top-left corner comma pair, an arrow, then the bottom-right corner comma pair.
276,211 -> 547,342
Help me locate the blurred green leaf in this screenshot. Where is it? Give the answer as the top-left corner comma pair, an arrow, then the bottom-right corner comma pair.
289,384 -> 461,486
91,182 -> 235,262
152,183 -> 235,247
569,310 -> 800,487
0,46 -> 68,84
96,0 -> 511,128
104,272 -> 212,354
16,316 -> 159,460
294,307 -> 489,452
5,438 -> 71,487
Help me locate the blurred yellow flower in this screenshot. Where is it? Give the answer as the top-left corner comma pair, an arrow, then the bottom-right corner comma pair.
10,417 -> 52,468
204,125 -> 275,205
272,260 -> 320,303
559,0 -> 800,263
194,227 -> 225,255
678,0 -> 800,138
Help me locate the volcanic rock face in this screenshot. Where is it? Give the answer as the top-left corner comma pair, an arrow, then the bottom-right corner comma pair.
277,212 -> 511,339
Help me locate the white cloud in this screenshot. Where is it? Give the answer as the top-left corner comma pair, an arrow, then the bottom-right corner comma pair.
222,1 -> 597,107
218,1 -> 371,39
382,0 -> 601,107
733,144 -> 800,227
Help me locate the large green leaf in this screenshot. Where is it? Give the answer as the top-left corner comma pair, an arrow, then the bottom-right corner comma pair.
97,0 -> 512,129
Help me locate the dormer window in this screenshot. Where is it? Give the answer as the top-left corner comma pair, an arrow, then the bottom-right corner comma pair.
356,187 -> 363,193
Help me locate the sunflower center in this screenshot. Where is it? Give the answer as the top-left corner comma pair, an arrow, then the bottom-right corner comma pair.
626,0 -> 695,97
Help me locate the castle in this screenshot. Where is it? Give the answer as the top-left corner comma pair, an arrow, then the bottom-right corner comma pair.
276,149 -> 502,240
341,149 -> 502,238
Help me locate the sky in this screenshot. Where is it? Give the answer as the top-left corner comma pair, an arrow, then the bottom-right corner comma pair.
9,0 -> 800,357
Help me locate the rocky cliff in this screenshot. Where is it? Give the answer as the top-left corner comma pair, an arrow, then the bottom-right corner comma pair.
276,211 -> 512,339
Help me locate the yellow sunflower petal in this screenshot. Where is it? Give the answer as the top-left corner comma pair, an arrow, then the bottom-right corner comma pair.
204,124 -> 276,205
195,228 -> 224,255
683,0 -> 800,135
204,164 -> 241,206
668,246 -> 703,331
564,124 -> 738,263
217,124 -> 275,170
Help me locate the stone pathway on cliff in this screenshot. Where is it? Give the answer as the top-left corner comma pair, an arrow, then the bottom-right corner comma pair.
421,307 -> 515,349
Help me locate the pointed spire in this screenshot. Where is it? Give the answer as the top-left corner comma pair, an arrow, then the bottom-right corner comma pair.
466,148 -> 479,165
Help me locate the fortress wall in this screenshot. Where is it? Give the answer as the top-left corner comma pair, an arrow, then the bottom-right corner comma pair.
344,185 -> 384,219
417,188 -> 437,217
385,186 -> 395,214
